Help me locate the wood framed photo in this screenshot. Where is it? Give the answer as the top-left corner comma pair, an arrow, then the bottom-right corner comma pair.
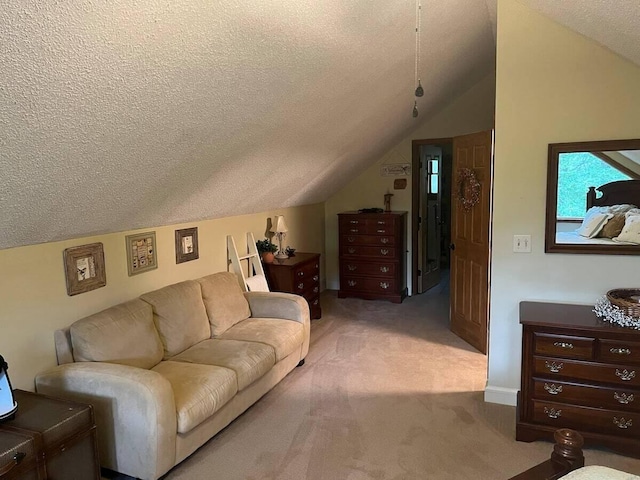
125,231 -> 157,276
175,227 -> 199,264
63,243 -> 106,296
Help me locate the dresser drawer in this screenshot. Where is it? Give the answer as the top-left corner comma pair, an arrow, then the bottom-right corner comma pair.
340,276 -> 397,294
339,216 -> 397,230
292,261 -> 319,282
533,333 -> 595,360
532,400 -> 640,438
533,356 -> 640,387
340,261 -> 396,278
599,340 -> 640,365
533,378 -> 640,412
340,245 -> 399,259
341,234 -> 396,247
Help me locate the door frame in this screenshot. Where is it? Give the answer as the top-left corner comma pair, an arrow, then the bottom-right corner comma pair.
411,137 -> 453,295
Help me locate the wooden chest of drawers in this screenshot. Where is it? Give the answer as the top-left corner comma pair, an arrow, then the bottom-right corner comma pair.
263,252 -> 321,319
517,301 -> 640,457
337,211 -> 407,303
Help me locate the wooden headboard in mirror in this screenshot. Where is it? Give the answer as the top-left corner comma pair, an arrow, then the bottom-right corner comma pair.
545,138 -> 640,255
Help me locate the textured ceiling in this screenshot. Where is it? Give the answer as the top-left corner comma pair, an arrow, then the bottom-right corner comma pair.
1,1 -> 637,250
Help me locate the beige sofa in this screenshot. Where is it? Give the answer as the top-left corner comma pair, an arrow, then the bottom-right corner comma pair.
35,272 -> 310,480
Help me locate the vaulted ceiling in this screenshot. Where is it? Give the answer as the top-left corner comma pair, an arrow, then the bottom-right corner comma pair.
1,0 -> 638,250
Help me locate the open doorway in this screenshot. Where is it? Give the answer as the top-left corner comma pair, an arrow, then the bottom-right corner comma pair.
411,138 -> 453,295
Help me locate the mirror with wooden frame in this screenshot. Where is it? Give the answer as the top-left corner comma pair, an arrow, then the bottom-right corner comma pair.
545,138 -> 640,255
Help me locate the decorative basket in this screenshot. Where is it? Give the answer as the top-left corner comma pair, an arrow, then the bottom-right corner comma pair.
606,289 -> 640,318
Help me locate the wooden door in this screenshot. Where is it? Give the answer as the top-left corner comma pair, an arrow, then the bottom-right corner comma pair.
450,131 -> 493,354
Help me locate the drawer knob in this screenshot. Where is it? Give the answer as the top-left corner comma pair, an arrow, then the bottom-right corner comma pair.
615,369 -> 636,381
614,392 -> 635,404
313,275 -> 319,281
377,221 -> 386,225
313,287 -> 319,293
298,283 -> 304,290
348,248 -> 356,254
312,299 -> 318,305
553,341 -> 574,349
348,280 -> 357,287
380,238 -> 389,244
610,347 -> 632,355
376,229 -> 386,233
380,249 -> 389,255
543,383 -> 563,395
380,266 -> 389,273
298,271 -> 304,277
543,407 -> 562,419
613,417 -> 633,429
348,237 -> 355,243
545,361 -> 564,373
350,228 -> 359,233
380,282 -> 389,289
350,220 -> 359,224
347,265 -> 357,271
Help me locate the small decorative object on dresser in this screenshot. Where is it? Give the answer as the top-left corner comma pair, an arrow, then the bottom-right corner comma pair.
263,253 -> 322,319
594,289 -> 640,329
337,211 -> 407,303
517,301 -> 640,458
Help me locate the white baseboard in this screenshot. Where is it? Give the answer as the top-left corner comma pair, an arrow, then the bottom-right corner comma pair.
484,386 -> 518,406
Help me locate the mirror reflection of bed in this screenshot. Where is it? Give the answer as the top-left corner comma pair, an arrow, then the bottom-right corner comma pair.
545,140 -> 640,254
555,179 -> 640,245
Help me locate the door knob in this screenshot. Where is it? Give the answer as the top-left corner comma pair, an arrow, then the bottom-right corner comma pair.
449,243 -> 455,251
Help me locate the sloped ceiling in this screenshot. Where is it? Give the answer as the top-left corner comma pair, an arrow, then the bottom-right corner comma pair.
1,1 -> 638,250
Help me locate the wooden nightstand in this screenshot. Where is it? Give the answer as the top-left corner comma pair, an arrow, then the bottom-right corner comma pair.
263,252 -> 321,319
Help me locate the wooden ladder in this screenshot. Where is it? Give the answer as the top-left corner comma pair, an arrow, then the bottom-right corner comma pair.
227,233 -> 270,292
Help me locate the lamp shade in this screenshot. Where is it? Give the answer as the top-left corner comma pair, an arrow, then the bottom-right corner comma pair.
271,215 -> 289,234
0,355 -> 17,421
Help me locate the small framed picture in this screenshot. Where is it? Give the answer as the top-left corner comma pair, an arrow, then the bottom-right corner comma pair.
125,231 -> 157,276
63,243 -> 106,296
175,227 -> 199,264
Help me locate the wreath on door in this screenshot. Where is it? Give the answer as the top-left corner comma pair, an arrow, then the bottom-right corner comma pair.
456,168 -> 481,211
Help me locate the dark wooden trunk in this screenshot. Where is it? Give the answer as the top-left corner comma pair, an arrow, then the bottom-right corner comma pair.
0,390 -> 100,480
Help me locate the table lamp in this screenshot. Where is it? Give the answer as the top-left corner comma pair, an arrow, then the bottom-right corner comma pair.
0,355 -> 18,421
271,216 -> 289,259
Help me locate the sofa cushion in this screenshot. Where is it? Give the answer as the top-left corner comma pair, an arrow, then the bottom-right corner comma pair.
70,299 -> 163,369
151,361 -> 237,434
197,272 -> 251,337
140,280 -> 210,358
172,339 -> 275,390
219,318 -> 305,362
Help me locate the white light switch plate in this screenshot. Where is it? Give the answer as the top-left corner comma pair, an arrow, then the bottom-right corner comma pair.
513,235 -> 531,253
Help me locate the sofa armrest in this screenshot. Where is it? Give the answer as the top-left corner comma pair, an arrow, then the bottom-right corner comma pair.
244,291 -> 310,325
35,362 -> 176,480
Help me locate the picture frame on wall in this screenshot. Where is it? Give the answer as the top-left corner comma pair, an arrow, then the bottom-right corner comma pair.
175,227 -> 199,264
63,242 -> 107,296
125,231 -> 157,276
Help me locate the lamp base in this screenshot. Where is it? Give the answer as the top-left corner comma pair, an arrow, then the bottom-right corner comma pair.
275,252 -> 289,259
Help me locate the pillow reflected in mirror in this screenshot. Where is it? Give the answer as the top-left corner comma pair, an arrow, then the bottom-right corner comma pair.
613,212 -> 640,244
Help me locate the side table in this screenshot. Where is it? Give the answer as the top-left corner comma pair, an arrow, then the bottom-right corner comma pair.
263,252 -> 322,319
0,390 -> 100,479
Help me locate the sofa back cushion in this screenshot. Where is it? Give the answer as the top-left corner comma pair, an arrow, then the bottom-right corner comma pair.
140,280 -> 210,358
197,272 -> 251,337
70,299 -> 163,369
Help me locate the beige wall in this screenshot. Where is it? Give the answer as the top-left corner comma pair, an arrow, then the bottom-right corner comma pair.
325,72 -> 496,293
488,0 -> 640,405
0,203 -> 325,390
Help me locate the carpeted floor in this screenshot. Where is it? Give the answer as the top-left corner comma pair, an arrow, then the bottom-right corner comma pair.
109,284 -> 640,479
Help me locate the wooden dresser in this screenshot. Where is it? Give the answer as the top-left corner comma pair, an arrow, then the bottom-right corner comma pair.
517,301 -> 640,457
263,252 -> 321,319
337,211 -> 407,303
